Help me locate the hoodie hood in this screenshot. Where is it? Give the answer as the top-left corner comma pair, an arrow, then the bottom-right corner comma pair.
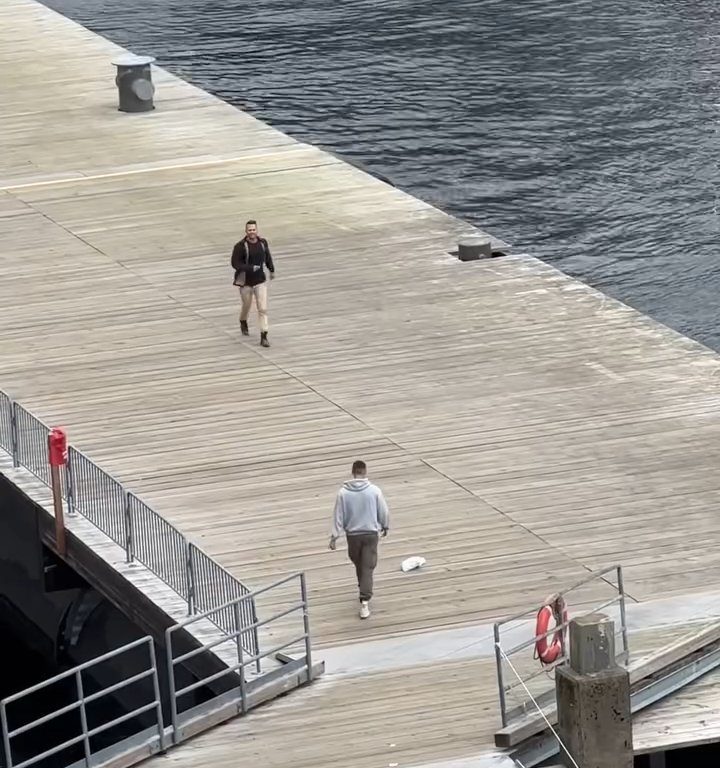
343,478 -> 370,492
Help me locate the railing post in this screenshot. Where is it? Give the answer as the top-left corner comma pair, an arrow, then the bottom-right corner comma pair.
233,602 -> 248,713
493,623 -> 508,727
300,573 -> 313,683
165,629 -> 179,745
617,565 -> 629,660
1,701 -> 13,768
10,401 -> 19,468
232,602 -> 242,665
251,595 -> 261,675
147,640 -> 165,752
125,493 -> 134,564
65,448 -> 76,517
75,670 -> 92,768
186,544 -> 196,615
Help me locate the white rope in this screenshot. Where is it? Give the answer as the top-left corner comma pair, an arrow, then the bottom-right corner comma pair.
438,616 -> 533,661
436,627 -> 498,661
497,645 -> 581,768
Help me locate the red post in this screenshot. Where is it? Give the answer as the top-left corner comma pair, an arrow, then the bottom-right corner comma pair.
48,428 -> 68,556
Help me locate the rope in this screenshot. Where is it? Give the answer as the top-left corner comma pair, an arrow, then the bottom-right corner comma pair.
437,614 -> 537,662
497,645 -> 580,768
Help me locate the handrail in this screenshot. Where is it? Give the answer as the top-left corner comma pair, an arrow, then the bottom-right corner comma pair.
171,601 -> 306,667
164,572 -> 313,738
492,564 -> 629,727
1,636 -> 152,703
0,637 -> 163,768
0,388 -> 265,658
171,570 -> 303,629
496,564 -> 625,626
501,593 -> 625,657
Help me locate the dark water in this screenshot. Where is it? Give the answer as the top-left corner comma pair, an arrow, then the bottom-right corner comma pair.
45,0 -> 720,349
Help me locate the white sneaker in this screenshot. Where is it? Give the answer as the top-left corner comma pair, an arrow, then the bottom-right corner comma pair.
359,601 -> 370,619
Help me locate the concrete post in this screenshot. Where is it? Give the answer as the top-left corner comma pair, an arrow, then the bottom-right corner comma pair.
112,54 -> 156,113
556,613 -> 633,768
458,236 -> 492,261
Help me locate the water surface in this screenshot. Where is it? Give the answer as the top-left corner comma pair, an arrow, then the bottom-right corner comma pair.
46,0 -> 720,348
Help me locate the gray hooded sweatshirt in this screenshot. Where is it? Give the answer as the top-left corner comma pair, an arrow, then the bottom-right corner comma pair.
331,478 -> 390,539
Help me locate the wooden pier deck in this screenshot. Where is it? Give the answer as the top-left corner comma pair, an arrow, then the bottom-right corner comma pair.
3,0 -> 720,765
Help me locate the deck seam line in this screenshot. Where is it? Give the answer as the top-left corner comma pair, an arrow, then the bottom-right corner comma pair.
0,149 -> 338,192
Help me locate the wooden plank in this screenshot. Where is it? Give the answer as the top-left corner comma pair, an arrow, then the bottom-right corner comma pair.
633,667 -> 720,754
629,621 -> 720,687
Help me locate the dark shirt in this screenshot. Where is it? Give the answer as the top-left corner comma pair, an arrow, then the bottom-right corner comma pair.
231,237 -> 274,287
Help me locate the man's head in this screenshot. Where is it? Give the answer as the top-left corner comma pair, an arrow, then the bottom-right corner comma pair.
245,220 -> 258,241
351,460 -> 367,478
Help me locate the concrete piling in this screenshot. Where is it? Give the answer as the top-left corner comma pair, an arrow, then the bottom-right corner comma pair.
556,613 -> 633,768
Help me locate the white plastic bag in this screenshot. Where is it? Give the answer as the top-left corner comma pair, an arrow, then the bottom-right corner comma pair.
401,556 -> 426,572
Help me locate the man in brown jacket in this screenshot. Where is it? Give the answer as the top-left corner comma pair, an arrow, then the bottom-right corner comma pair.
231,220 -> 275,347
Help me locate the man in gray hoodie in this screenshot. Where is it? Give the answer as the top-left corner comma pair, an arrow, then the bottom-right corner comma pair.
329,460 -> 390,619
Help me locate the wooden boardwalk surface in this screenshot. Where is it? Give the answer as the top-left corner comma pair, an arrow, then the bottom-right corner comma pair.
3,0 -> 720,764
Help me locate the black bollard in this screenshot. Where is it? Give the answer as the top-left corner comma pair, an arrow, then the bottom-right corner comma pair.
458,236 -> 492,261
112,54 -> 156,113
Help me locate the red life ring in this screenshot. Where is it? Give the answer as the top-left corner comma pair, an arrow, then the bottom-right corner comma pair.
535,597 -> 568,665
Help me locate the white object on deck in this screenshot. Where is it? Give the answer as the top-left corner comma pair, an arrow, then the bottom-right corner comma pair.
401,556 -> 426,572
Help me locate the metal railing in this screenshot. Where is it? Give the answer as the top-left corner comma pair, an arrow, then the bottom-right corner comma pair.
67,446 -> 127,546
493,564 -> 629,727
12,405 -> 50,485
0,573 -> 315,768
0,390 -> 260,659
165,572 -> 313,740
0,391 -> 12,454
126,493 -> 190,602
189,545 -> 258,654
0,637 -> 163,768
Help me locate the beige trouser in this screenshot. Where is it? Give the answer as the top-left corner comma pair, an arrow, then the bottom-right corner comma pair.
239,283 -> 268,333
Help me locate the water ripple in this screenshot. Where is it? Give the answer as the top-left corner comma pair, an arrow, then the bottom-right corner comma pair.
45,0 -> 720,347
